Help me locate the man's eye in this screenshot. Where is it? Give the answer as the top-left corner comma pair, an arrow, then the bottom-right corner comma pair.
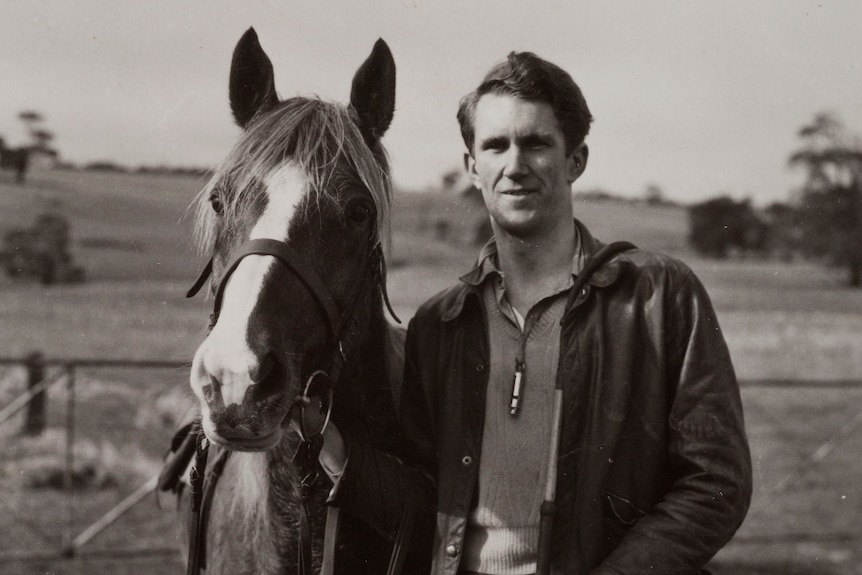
525,140 -> 550,150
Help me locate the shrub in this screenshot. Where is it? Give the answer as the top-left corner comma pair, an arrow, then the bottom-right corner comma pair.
688,196 -> 769,258
2,211 -> 85,284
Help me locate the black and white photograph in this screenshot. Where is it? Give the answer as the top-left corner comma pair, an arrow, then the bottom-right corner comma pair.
0,2 -> 860,574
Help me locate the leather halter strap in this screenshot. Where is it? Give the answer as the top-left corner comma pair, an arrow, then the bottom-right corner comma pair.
190,238 -> 343,341
187,239 -> 399,334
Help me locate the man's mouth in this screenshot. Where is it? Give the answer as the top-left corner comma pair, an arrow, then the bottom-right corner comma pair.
500,188 -> 537,196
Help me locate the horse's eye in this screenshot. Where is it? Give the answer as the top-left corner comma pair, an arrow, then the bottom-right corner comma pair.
346,201 -> 373,226
209,193 -> 224,215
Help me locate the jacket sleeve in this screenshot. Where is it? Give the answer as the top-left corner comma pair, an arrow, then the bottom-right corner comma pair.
595,269 -> 753,574
327,315 -> 437,556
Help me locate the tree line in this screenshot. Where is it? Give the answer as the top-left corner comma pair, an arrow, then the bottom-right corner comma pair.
689,112 -> 862,287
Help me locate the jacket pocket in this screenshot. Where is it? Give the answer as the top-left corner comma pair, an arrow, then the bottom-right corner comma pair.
599,489 -> 649,555
602,489 -> 648,526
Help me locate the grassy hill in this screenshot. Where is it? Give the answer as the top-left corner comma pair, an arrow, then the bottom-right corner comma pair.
1,170 -> 861,573
2,168 -> 861,376
0,169 -> 206,282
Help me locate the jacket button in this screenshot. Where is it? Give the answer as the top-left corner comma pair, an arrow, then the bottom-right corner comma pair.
445,543 -> 459,557
461,455 -> 473,466
475,364 -> 484,372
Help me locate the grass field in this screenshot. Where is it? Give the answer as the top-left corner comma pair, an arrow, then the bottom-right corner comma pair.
1,169 -> 861,574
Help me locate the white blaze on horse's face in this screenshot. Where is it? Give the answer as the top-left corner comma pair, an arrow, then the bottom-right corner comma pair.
190,163 -> 308,423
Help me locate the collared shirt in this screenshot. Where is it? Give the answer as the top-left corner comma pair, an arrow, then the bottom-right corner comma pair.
462,227 -> 587,330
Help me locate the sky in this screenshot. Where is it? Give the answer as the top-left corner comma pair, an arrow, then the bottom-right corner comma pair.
1,1 -> 860,205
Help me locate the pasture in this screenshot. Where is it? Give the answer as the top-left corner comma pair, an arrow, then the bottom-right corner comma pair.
1,169 -> 861,574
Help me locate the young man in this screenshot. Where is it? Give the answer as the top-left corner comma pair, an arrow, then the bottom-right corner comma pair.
322,51 -> 752,575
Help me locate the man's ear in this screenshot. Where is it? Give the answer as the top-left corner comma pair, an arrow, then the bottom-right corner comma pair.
464,152 -> 481,189
567,143 -> 588,183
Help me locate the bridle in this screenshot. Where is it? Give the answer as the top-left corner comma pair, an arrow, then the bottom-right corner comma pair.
187,231 -> 400,403
184,228 -> 401,575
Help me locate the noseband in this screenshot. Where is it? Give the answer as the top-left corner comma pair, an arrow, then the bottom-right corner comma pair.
187,235 -> 400,410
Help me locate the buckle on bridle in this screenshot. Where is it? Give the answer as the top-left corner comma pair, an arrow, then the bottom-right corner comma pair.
297,370 -> 334,442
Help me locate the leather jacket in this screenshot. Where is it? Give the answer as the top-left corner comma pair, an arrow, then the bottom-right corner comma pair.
335,220 -> 752,575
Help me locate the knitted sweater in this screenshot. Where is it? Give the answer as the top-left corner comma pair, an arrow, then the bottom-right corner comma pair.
461,281 -> 568,574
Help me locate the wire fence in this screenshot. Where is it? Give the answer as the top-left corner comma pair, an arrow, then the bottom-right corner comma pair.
0,355 -> 190,574
0,355 -> 860,574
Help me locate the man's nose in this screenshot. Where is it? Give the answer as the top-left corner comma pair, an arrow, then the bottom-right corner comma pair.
502,146 -> 529,178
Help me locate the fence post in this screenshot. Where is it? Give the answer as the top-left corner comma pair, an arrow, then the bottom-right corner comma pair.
63,364 -> 76,557
23,351 -> 46,436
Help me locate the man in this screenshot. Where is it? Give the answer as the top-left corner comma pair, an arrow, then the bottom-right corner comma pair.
321,51 -> 752,575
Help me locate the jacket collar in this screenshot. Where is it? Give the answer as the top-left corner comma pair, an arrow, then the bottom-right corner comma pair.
442,218 -> 624,322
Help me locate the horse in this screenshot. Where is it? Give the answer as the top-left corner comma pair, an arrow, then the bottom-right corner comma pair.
174,28 -> 408,575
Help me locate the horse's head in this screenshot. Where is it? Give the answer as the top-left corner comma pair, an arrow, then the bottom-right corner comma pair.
189,28 -> 395,451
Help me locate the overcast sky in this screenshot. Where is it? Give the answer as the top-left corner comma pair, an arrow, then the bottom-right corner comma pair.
1,1 -> 860,204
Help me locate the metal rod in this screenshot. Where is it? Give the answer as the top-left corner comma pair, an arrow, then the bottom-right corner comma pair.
536,387 -> 565,575
0,371 -> 65,427
543,389 -> 564,502
70,475 -> 159,550
773,406 -> 862,492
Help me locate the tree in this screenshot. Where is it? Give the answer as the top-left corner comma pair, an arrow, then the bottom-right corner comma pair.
789,112 -> 862,286
18,110 -> 44,145
18,110 -> 57,153
18,110 -> 43,125
688,196 -> 769,258
31,129 -> 54,152
644,183 -> 666,205
762,201 -> 803,260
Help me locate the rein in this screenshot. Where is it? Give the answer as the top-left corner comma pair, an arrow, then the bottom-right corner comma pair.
183,233 -> 401,575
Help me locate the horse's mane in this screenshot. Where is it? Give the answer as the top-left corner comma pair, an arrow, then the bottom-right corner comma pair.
193,97 -> 392,253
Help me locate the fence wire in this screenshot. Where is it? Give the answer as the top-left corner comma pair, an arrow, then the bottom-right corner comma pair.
1,358 -> 860,574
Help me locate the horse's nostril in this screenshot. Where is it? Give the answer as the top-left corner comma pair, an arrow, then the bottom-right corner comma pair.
201,378 -> 224,410
250,352 -> 277,384
251,353 -> 285,401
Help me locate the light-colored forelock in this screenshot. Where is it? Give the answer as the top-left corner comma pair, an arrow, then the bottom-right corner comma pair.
192,98 -> 391,253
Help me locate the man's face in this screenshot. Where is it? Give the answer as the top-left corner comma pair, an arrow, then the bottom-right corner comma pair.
466,93 -> 586,239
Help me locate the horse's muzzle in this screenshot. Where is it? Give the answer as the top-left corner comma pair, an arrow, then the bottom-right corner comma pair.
203,394 -> 292,451
205,422 -> 284,451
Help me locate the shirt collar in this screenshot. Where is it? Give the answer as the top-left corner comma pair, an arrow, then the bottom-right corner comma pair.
461,224 -> 586,288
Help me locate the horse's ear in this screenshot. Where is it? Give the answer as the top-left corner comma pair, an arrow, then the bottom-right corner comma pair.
350,39 -> 396,144
229,28 -> 279,129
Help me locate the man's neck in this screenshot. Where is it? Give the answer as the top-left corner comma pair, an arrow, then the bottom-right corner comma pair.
494,219 -> 576,315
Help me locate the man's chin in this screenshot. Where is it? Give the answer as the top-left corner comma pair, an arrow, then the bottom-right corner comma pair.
490,214 -> 542,238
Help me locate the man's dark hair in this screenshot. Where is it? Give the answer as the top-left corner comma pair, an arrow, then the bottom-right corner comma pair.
457,51 -> 592,155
